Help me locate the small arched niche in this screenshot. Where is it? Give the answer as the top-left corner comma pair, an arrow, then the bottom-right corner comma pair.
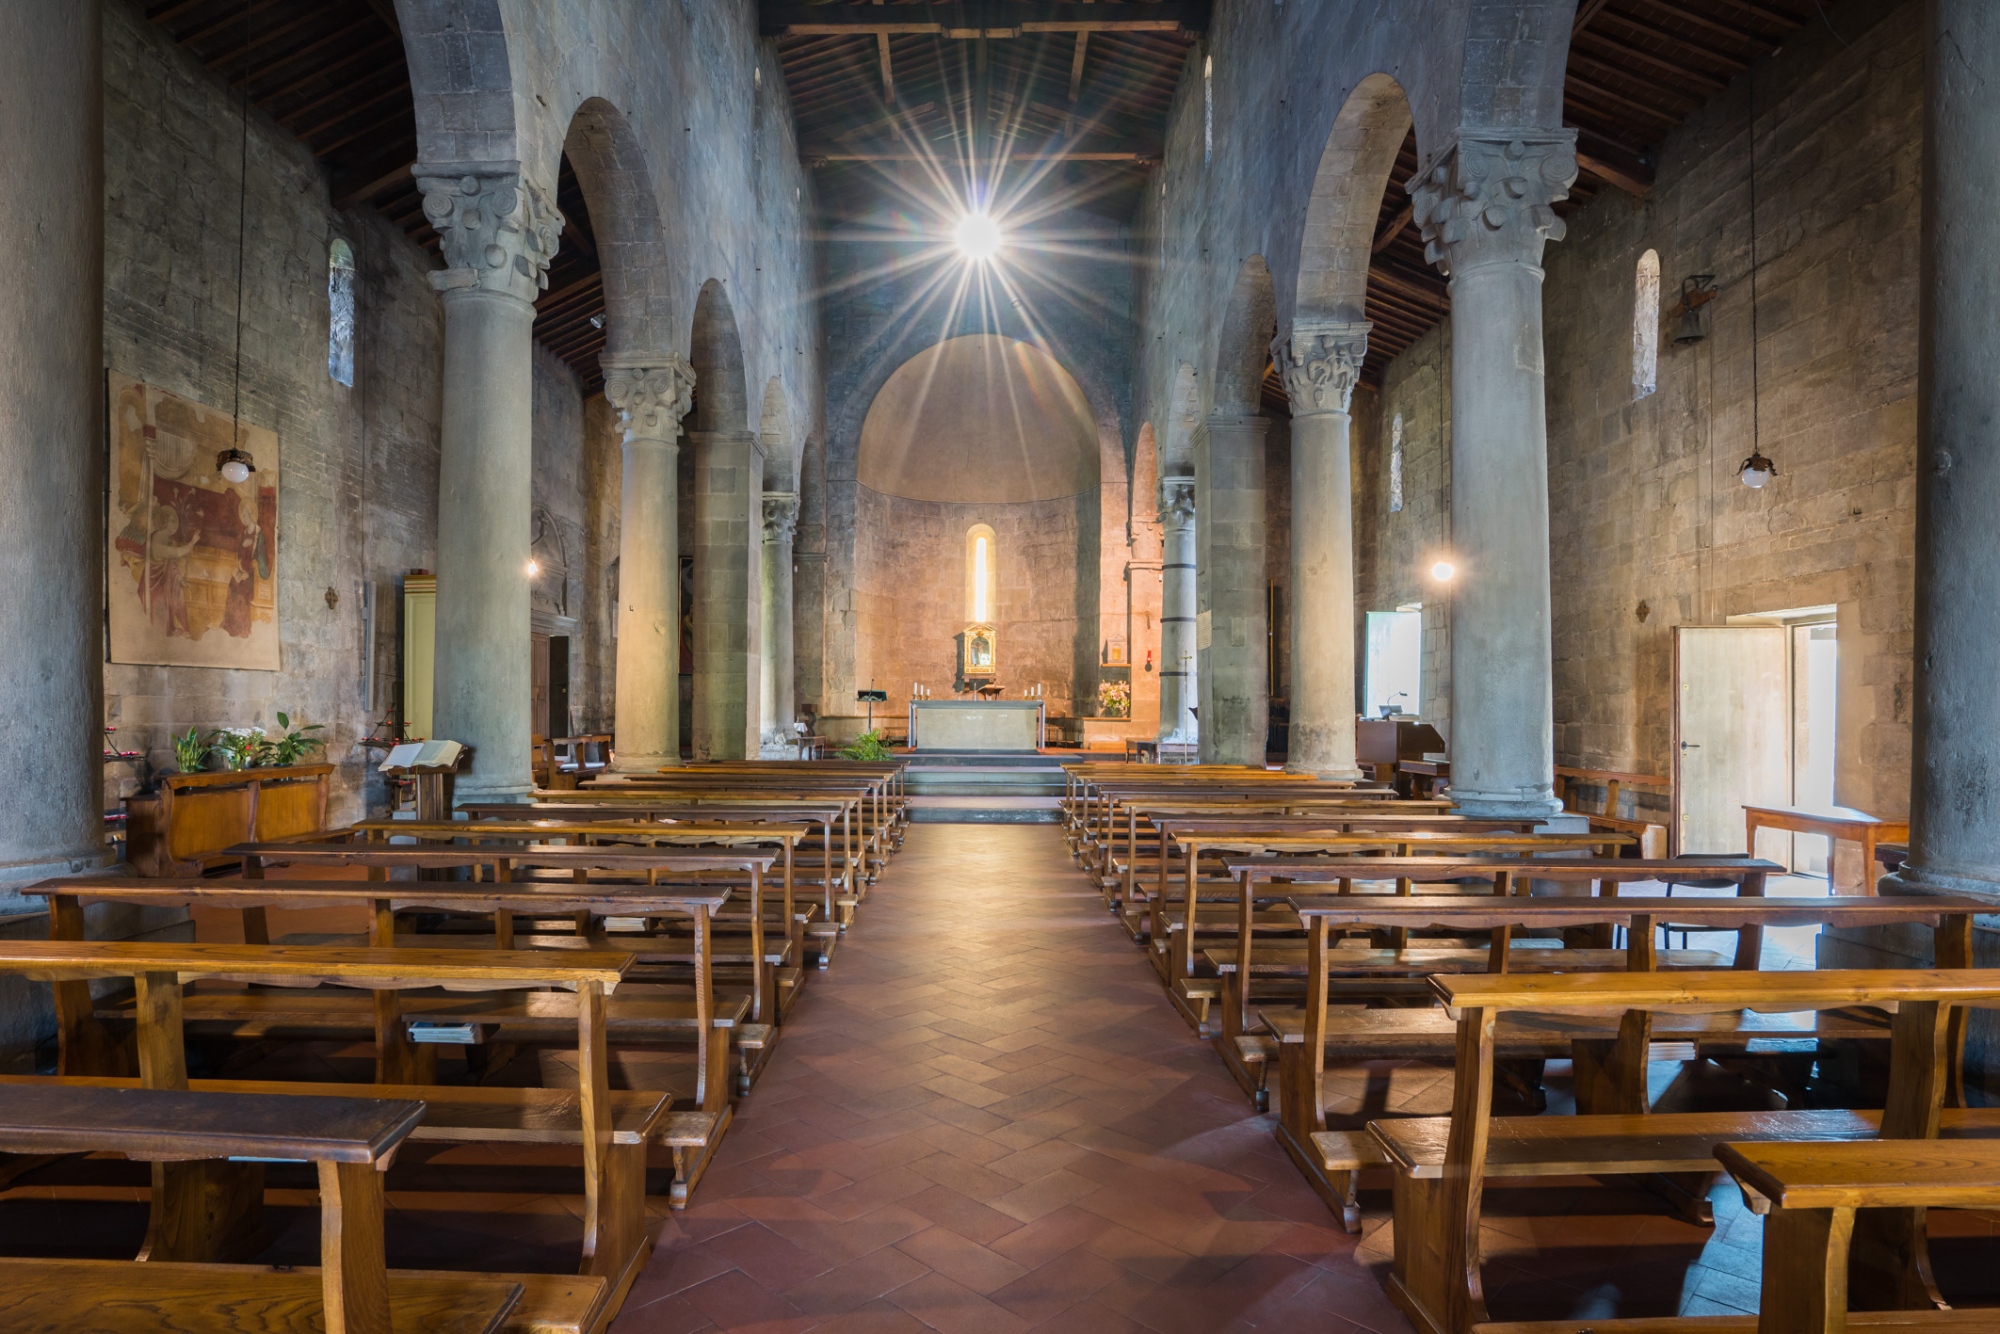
858,335 -> 1098,503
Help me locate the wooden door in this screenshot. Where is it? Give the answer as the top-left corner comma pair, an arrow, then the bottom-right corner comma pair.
531,633 -> 551,742
549,635 -> 571,739
1674,626 -> 1789,855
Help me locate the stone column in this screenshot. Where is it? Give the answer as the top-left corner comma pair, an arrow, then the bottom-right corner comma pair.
1158,479 -> 1199,743
1274,320 -> 1369,779
759,493 -> 799,755
690,429 -> 759,760
1886,0 -> 2000,903
602,357 -> 694,772
0,2 -> 106,894
1196,415 -> 1270,766
1409,132 -> 1575,817
417,168 -> 561,801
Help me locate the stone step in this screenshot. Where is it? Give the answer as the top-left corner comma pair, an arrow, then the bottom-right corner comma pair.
908,797 -> 1062,825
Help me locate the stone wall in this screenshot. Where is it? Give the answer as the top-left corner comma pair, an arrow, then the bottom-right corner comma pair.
1539,0 -> 1917,819
1356,333 -> 1454,738
101,0 -> 444,823
853,489 -> 1093,718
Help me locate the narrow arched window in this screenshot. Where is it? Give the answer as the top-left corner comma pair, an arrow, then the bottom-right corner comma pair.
965,524 -> 997,625
1202,55 -> 1214,166
1632,248 -> 1659,400
328,238 -> 356,387
1389,412 -> 1405,514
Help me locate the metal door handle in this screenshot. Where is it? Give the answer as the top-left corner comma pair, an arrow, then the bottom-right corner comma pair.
1680,742 -> 1701,750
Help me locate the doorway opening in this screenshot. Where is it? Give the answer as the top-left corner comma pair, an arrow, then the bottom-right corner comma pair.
1674,606 -> 1837,875
531,633 -> 572,742
1364,608 -> 1423,719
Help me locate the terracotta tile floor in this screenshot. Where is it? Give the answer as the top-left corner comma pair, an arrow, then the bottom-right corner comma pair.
612,823 -> 1416,1333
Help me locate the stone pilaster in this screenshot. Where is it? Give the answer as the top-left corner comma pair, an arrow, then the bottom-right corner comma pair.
416,166 -> 562,800
1274,319 -> 1369,779
1408,131 -> 1575,817
759,492 -> 799,755
1158,478 -> 1198,744
0,2 -> 108,899
603,356 -> 695,772
691,429 -> 760,761
1197,414 -> 1269,767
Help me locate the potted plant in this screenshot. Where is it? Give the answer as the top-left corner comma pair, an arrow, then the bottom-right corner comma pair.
838,730 -> 892,761
210,726 -> 266,771
1098,679 -> 1131,719
170,726 -> 212,775
266,711 -> 327,766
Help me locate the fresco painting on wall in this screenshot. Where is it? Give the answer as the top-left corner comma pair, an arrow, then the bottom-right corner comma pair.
107,373 -> 280,670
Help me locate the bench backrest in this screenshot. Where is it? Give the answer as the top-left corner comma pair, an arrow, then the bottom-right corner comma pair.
0,1084 -> 423,1164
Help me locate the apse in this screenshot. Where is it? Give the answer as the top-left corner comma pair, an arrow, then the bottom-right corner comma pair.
852,335 -> 1104,717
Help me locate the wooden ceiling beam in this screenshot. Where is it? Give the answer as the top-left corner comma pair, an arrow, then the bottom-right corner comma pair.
1372,202 -> 1414,256
761,1 -> 1207,38
1574,146 -> 1653,198
1595,10 -> 1749,73
332,152 -> 414,210
1570,35 -> 1726,95
1624,0 -> 1767,47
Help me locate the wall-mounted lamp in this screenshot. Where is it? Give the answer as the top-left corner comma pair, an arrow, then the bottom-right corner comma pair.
1143,648 -> 1154,673
1672,275 -> 1717,345
526,559 -> 541,578
217,447 -> 256,484
1430,560 -> 1456,583
1738,450 -> 1777,489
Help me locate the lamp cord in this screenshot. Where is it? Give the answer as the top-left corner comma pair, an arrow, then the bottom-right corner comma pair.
1747,62 -> 1760,459
230,0 -> 251,452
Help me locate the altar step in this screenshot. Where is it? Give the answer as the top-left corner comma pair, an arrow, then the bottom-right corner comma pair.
908,796 -> 1060,824
904,756 -> 1067,823
905,764 -> 1066,797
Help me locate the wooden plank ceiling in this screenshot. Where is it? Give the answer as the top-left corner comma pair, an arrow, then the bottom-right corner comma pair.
148,0 -> 1820,407
142,0 -> 607,395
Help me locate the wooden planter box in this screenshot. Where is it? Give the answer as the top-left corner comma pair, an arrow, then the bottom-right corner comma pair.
123,764 -> 333,877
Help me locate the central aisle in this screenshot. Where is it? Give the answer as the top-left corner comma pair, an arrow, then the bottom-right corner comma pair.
613,823 -> 1412,1333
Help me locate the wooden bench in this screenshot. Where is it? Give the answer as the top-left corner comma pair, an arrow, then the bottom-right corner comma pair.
1474,1137 -> 2000,1333
1376,965 -> 1993,1334
1555,764 -> 1671,859
1151,830 -> 1634,1033
1743,804 -> 1911,896
1259,880 -> 1981,1232
0,938 -> 633,1328
0,1082 -> 540,1334
35,875 -> 741,1213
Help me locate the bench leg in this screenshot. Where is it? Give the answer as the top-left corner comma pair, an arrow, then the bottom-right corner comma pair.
584,1140 -> 652,1318
319,1159 -> 393,1334
141,1160 -> 266,1264
1760,1204 -> 1852,1334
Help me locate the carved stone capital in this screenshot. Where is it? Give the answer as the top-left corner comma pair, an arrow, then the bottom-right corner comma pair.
1406,130 -> 1577,277
1159,477 -> 1196,531
416,169 -> 564,304
602,356 -> 696,447
1272,320 -> 1369,416
762,492 -> 799,544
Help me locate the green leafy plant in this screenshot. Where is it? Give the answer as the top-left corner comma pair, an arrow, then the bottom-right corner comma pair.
209,727 -> 265,771
838,729 -> 892,761
171,726 -> 211,774
266,711 -> 327,766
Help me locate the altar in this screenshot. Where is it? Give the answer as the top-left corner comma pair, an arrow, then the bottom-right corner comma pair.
909,699 -> 1046,751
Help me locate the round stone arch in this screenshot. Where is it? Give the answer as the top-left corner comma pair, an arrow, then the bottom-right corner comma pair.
1157,361 -> 1202,476
562,98 -> 675,366
394,0 -> 524,170
1295,73 -> 1414,327
689,280 -> 749,434
758,376 -> 792,490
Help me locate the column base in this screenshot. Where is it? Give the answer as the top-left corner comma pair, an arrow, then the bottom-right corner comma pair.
1287,764 -> 1365,781
0,848 -> 122,909
607,753 -> 682,776
1880,864 -> 2000,905
1449,787 -> 1564,820
452,777 -> 532,805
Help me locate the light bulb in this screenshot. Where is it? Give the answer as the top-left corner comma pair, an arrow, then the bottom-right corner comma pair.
216,447 -> 255,484
1430,560 -> 1456,583
526,559 -> 540,578
221,459 -> 250,484
1738,451 -> 1776,489
954,212 -> 1004,263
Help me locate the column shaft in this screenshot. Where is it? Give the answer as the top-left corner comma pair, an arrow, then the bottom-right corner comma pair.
1276,324 -> 1368,779
1158,481 -> 1198,743
760,494 -> 799,755
691,430 -> 757,760
603,361 -> 693,772
0,1 -> 105,887
1409,132 -> 1576,818
1887,0 -> 2000,898
1197,416 -> 1269,766
418,171 -> 562,801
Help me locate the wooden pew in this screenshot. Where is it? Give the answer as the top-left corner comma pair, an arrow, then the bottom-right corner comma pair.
1261,882 -> 1979,1232
0,938 -> 629,1330
34,876 -> 734,1225
343,819 -> 814,1022
1370,965 -> 1991,1334
228,838 -> 779,1081
0,1083 -> 536,1334
1555,764 -> 1671,858
1150,829 -> 1634,1033
1478,1140 -> 2000,1333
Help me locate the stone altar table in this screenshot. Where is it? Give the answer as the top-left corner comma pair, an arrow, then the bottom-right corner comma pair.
910,699 -> 1046,751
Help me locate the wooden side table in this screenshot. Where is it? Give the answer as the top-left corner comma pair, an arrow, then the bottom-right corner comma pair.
1742,804 -> 1909,895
